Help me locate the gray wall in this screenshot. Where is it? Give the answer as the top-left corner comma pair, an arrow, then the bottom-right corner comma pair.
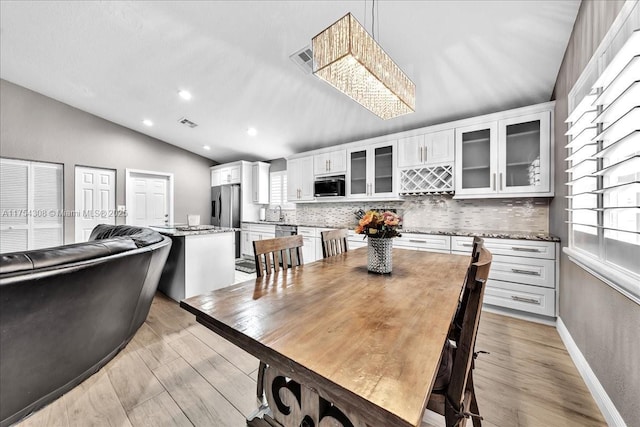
0,79 -> 215,243
550,1 -> 639,424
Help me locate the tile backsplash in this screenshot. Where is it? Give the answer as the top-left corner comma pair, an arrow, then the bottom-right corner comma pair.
266,195 -> 549,233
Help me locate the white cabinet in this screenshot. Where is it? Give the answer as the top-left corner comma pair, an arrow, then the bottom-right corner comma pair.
241,224 -> 251,257
393,233 -> 451,253
347,231 -> 368,249
243,223 -> 276,256
347,141 -> 396,199
287,156 -> 314,201
397,129 -> 454,168
211,169 -> 221,186
211,163 -> 241,186
297,226 -> 317,264
455,109 -> 552,198
314,149 -> 347,176
252,162 -> 270,204
451,236 -> 558,317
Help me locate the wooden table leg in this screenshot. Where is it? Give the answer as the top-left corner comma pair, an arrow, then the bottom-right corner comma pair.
248,364 -> 367,427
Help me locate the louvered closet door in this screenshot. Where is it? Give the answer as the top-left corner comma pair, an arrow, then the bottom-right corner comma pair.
32,162 -> 64,249
0,159 -> 29,252
0,158 -> 63,252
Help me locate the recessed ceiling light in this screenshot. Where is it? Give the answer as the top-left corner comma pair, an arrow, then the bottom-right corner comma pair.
178,90 -> 192,100
247,127 -> 257,136
142,119 -> 153,127
203,145 -> 211,150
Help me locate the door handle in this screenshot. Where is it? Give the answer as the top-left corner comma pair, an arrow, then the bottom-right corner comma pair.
329,159 -> 331,170
419,146 -> 422,163
424,146 -> 427,162
499,172 -> 503,191
219,195 -> 222,218
492,173 -> 496,191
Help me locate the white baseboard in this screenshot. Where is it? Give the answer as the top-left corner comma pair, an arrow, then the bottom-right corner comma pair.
556,317 -> 627,427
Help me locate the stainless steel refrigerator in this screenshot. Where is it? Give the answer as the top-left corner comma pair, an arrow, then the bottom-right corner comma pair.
211,184 -> 241,258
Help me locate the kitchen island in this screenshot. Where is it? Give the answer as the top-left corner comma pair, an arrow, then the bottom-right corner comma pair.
151,225 -> 237,301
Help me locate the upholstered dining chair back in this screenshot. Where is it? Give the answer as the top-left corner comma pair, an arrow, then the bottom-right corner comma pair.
428,243 -> 492,427
320,229 -> 349,259
253,235 -> 304,277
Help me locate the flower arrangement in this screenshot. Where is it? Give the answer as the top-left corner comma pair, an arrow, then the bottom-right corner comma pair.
355,210 -> 402,239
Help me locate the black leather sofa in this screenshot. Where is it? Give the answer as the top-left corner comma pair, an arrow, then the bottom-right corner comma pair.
0,225 -> 172,427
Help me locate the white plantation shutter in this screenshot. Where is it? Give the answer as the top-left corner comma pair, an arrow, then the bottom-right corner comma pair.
270,172 -> 283,206
269,171 -> 294,209
0,158 -> 64,252
565,27 -> 640,300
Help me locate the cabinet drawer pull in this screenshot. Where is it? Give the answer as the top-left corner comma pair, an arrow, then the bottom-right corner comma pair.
511,247 -> 541,252
461,243 -> 473,247
511,296 -> 541,305
409,239 -> 426,244
511,268 -> 541,276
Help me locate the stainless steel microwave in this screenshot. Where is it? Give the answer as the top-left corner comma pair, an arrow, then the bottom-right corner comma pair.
314,175 -> 345,197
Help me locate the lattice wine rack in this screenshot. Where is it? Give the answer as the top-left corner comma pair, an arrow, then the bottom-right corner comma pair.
399,165 -> 454,195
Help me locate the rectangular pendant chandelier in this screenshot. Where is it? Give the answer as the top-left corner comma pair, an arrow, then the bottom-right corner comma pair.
312,13 -> 415,120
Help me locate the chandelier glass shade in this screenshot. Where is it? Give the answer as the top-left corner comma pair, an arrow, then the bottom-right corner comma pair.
312,13 -> 415,120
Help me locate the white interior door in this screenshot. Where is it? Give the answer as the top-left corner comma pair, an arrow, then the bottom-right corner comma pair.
75,166 -> 116,242
127,171 -> 171,227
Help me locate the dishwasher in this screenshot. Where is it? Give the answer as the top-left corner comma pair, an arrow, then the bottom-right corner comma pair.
275,224 -> 298,266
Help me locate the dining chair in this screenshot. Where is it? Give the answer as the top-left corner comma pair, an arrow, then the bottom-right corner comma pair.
428,243 -> 492,427
320,229 -> 349,258
253,235 -> 304,277
449,237 -> 484,343
253,235 -> 305,399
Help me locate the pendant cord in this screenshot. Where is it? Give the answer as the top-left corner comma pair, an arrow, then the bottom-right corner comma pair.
371,0 -> 375,39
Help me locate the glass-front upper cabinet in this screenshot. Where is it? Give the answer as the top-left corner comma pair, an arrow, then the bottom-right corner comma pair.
455,122 -> 498,196
349,149 -> 368,197
347,141 -> 396,199
455,110 -> 551,198
498,111 -> 550,194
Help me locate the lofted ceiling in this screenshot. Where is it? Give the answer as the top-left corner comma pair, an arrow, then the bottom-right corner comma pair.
0,1 -> 580,164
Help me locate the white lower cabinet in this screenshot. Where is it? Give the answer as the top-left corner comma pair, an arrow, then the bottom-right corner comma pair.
297,227 -> 317,264
394,233 -> 451,253
242,223 -> 275,257
483,280 -> 556,317
347,231 -> 368,249
451,235 -> 557,318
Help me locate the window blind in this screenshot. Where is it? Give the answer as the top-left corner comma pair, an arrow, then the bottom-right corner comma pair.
565,30 -> 640,278
269,171 -> 293,209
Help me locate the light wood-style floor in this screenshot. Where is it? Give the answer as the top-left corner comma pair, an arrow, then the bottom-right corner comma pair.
16,274 -> 606,427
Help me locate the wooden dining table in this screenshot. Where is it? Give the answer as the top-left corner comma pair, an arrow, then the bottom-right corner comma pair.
181,247 -> 470,427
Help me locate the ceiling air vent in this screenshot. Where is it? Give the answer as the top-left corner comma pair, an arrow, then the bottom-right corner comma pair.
178,117 -> 198,128
289,45 -> 314,74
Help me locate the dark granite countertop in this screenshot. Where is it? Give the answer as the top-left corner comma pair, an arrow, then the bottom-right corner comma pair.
150,225 -> 239,237
241,221 -> 559,242
399,228 -> 560,242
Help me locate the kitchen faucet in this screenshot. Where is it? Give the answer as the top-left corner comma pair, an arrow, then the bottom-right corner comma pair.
276,205 -> 284,222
